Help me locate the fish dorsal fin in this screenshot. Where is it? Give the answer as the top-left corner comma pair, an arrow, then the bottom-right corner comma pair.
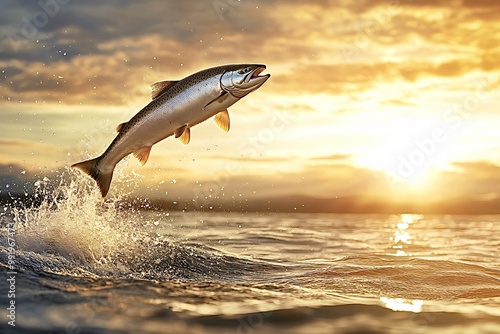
150,80 -> 178,100
175,125 -> 190,145
133,146 -> 152,166
213,110 -> 230,132
116,122 -> 127,133
203,91 -> 229,109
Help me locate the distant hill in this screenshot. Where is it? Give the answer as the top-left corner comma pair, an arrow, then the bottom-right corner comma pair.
145,194 -> 500,214
2,192 -> 499,214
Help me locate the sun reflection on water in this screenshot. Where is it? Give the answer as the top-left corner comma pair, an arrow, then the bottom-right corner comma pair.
382,215 -> 426,313
380,297 -> 423,313
389,213 -> 423,256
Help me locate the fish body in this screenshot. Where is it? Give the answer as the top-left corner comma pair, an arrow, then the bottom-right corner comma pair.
72,64 -> 270,197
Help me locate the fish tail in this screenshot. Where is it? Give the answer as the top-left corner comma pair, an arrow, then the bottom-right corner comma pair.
71,157 -> 113,197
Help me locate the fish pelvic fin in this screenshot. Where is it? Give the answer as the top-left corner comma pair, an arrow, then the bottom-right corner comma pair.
175,125 -> 191,145
214,109 -> 230,132
71,157 -> 113,198
133,146 -> 152,166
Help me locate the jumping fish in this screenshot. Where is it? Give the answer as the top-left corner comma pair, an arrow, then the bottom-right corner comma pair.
72,64 -> 270,197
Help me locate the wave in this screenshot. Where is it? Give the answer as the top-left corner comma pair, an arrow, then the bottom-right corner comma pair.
1,166 -> 500,334
2,167 -> 500,289
0,166 -> 290,282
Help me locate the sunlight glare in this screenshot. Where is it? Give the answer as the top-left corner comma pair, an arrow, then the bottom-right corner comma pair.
390,214 -> 423,256
380,297 -> 424,313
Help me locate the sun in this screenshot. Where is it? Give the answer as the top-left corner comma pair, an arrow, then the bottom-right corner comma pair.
356,149 -> 434,194
391,166 -> 432,192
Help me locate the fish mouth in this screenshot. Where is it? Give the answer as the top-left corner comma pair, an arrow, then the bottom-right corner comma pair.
245,65 -> 270,83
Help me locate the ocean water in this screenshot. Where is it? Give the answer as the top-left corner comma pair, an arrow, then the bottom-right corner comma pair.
1,169 -> 499,334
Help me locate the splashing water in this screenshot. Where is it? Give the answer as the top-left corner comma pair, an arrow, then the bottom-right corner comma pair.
7,160 -> 160,276
4,160 -> 266,281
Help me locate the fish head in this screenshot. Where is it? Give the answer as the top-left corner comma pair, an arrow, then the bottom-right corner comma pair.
220,64 -> 270,98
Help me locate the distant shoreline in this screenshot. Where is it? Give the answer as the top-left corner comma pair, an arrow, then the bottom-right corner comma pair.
2,193 -> 500,215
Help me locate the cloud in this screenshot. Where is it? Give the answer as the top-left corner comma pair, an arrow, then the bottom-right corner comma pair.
0,0 -> 279,104
0,139 -> 29,148
0,137 -> 73,169
434,161 -> 500,198
312,154 -> 352,161
144,160 -> 389,201
2,0 -> 500,106
462,0 -> 500,7
269,59 -> 489,96
3,155 -> 500,213
148,159 -> 500,205
1,0 -> 276,61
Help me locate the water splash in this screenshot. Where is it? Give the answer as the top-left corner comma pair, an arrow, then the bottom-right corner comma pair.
9,160 -> 155,275
4,161 -> 269,282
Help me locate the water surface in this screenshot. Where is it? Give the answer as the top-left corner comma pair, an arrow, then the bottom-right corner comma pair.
1,173 -> 499,334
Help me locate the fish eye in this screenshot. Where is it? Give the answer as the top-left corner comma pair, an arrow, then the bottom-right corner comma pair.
238,67 -> 252,75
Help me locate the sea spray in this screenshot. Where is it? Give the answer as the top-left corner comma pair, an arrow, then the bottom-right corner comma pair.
9,160 -> 163,276
2,158 -> 262,282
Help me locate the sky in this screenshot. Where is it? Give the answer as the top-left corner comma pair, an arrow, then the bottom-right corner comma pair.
1,0 -> 500,211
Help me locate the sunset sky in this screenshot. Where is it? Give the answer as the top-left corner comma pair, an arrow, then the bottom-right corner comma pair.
1,0 -> 499,210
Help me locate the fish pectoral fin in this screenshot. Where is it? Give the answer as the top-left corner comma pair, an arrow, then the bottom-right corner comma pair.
150,80 -> 179,100
174,125 -> 187,138
178,127 -> 191,145
133,146 -> 152,166
213,110 -> 230,132
116,122 -> 127,133
175,125 -> 190,145
203,91 -> 228,109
